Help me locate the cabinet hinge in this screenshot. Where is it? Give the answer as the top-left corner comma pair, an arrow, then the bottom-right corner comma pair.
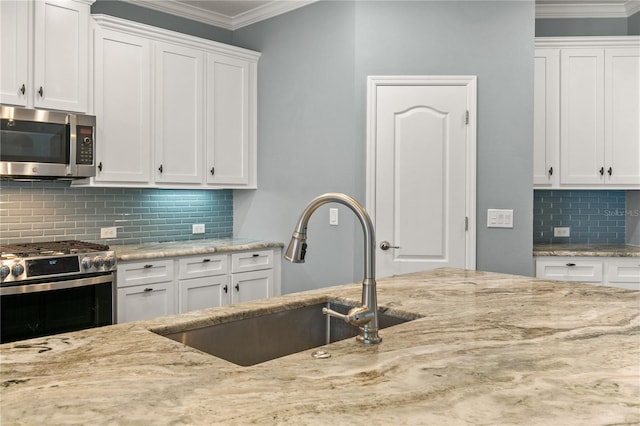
465,110 -> 469,125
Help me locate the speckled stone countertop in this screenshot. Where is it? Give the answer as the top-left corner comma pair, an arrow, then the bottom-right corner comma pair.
112,237 -> 284,261
533,243 -> 640,257
1,268 -> 639,425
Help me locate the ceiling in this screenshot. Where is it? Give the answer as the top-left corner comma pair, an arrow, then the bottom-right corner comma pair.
123,0 -> 640,31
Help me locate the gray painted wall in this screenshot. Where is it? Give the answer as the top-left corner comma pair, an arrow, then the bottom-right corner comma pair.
233,0 -> 535,293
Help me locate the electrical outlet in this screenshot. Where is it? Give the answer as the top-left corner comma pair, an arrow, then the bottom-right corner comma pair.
100,227 -> 117,239
192,224 -> 205,234
487,209 -> 513,228
554,227 -> 570,237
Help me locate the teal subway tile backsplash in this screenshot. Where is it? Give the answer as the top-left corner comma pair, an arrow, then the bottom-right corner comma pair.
0,181 -> 232,245
533,190 -> 625,244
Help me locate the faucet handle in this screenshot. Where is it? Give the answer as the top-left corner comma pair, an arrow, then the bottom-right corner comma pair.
322,306 -> 373,326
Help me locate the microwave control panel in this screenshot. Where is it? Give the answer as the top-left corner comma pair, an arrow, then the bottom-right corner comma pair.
76,125 -> 94,165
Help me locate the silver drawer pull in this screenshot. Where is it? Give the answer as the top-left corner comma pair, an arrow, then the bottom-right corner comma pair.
143,264 -> 153,269
202,258 -> 211,263
144,288 -> 153,292
566,263 -> 576,267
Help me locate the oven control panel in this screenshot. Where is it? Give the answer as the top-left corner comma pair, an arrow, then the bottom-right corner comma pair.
0,252 -> 117,284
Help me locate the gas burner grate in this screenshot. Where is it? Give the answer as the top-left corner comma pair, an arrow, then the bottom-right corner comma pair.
0,240 -> 111,257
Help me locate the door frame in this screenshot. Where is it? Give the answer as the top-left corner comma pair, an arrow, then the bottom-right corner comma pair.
365,75 -> 477,271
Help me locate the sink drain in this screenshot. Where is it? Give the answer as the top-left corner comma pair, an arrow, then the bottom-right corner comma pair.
311,350 -> 331,359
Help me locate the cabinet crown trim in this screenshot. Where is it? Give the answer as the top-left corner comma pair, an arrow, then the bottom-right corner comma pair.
535,36 -> 640,48
91,14 -> 261,61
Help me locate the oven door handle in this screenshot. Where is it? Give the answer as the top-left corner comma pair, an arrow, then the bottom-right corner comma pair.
0,274 -> 113,296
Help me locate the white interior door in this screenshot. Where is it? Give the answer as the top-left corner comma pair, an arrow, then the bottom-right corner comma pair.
367,76 -> 476,278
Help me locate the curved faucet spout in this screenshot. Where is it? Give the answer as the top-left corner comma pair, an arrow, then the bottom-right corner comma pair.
284,193 -> 381,344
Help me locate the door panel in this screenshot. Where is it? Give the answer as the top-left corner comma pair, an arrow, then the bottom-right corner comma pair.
368,77 -> 476,278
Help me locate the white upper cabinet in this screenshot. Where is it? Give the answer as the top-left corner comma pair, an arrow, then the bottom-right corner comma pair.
534,37 -> 640,189
206,54 -> 254,186
604,48 -> 640,186
533,49 -> 559,187
80,15 -> 260,190
560,48 -> 605,185
0,0 -> 29,106
93,28 -> 152,183
0,0 -> 91,112
155,42 -> 204,185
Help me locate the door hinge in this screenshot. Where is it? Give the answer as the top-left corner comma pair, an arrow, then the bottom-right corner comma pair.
465,216 -> 469,231
465,110 -> 469,125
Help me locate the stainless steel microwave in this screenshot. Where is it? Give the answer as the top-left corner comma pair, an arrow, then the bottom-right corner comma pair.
0,106 -> 96,180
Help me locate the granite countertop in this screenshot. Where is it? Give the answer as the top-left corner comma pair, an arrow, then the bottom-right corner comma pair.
111,237 -> 284,261
533,243 -> 640,257
1,268 -> 639,425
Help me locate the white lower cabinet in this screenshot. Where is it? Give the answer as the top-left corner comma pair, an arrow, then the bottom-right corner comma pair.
535,256 -> 640,290
177,254 -> 228,313
116,248 -> 281,323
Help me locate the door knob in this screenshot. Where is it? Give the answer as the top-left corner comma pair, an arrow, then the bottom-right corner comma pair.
379,241 -> 399,251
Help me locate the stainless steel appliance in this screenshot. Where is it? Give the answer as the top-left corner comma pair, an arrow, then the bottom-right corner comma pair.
0,106 -> 96,180
0,240 -> 116,343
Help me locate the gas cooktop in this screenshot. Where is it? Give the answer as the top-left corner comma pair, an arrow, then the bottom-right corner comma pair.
0,240 -> 116,284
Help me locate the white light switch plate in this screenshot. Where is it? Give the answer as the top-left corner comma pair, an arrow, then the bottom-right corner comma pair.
329,208 -> 338,226
487,209 -> 513,228
554,227 -> 570,237
192,224 -> 205,234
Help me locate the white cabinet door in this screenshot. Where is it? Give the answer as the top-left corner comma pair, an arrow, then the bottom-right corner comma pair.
117,282 -> 176,323
33,0 -> 89,112
205,54 -> 250,185
155,42 -> 204,184
93,28 -> 152,184
0,0 -> 29,106
178,275 -> 229,312
605,48 -> 640,186
560,48 -> 605,185
230,269 -> 273,305
533,49 -> 559,187
606,259 -> 640,290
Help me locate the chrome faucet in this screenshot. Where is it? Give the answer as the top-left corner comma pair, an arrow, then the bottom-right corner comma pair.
284,193 -> 381,344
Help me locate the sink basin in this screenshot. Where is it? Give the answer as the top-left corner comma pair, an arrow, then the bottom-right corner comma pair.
158,302 -> 419,366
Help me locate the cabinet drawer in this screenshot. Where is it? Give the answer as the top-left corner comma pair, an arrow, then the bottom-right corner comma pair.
231,250 -> 273,273
117,282 -> 175,323
535,259 -> 603,283
607,260 -> 640,284
117,259 -> 174,288
178,254 -> 228,279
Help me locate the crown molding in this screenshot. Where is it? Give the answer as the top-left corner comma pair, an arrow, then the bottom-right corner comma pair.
119,0 -> 317,30
536,1 -> 640,19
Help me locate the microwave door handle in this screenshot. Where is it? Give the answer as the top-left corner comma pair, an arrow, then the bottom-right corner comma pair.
67,114 -> 77,176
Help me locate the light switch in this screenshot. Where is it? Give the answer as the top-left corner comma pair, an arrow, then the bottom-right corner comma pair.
329,208 -> 338,226
487,209 -> 513,228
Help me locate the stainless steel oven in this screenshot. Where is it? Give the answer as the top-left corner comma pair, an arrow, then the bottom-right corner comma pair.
0,241 -> 116,344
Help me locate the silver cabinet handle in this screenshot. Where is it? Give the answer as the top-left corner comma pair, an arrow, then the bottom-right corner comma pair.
379,241 -> 399,251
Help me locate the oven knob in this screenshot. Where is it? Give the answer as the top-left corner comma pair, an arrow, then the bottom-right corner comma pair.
0,265 -> 10,279
92,256 -> 104,268
104,256 -> 116,268
81,256 -> 92,269
12,263 -> 24,277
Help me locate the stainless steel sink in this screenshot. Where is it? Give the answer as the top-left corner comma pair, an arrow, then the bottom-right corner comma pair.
158,302 -> 419,366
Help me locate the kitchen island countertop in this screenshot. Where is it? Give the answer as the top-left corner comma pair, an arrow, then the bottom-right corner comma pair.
111,237 -> 284,261
1,268 -> 639,425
